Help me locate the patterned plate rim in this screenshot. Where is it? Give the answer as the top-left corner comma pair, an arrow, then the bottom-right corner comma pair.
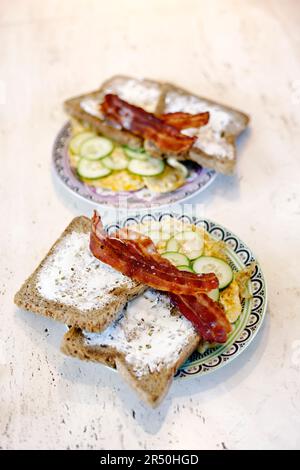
104,212 -> 268,380
52,122 -> 217,212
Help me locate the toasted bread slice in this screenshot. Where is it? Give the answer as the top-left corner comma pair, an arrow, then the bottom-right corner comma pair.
64,75 -> 249,174
14,216 -> 145,332
160,83 -> 249,174
61,290 -> 200,407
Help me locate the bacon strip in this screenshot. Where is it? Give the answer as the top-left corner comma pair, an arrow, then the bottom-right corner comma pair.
90,212 -> 218,295
101,94 -> 196,154
160,112 -> 209,130
90,212 -> 231,342
170,293 -> 231,343
115,227 -> 216,284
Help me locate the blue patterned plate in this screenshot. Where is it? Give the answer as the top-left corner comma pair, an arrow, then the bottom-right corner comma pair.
106,212 -> 267,379
52,123 -> 217,211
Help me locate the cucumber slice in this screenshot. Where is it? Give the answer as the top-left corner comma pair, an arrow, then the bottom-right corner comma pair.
102,155 -> 128,170
77,158 -> 111,179
207,288 -> 220,302
80,137 -> 113,160
192,256 -> 233,289
161,251 -> 190,267
69,131 -> 95,154
171,230 -> 204,260
124,147 -> 148,160
177,265 -> 194,273
166,237 -> 180,252
142,229 -> 173,245
128,157 -> 165,176
166,158 -> 189,178
102,148 -> 128,170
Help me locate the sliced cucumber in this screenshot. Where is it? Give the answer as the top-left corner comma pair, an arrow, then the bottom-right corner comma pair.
124,147 -> 148,160
207,288 -> 220,302
128,157 -> 165,176
80,136 -> 113,160
102,148 -> 128,170
177,265 -> 194,273
170,230 -> 204,260
143,229 -> 173,245
69,131 -> 95,154
192,256 -> 233,289
166,158 -> 189,178
166,237 -> 180,252
77,158 -> 111,179
161,251 -> 190,267
102,155 -> 127,170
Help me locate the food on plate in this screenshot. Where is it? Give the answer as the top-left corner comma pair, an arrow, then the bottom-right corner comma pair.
101,93 -> 208,155
90,212 -> 230,344
234,262 -> 256,299
64,75 -> 249,194
14,213 -> 255,406
67,126 -> 186,193
142,164 -> 186,193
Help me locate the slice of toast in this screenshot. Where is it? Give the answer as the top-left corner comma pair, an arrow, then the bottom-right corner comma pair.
14,216 -> 145,332
64,75 -> 249,174
61,290 -> 200,407
160,83 -> 249,174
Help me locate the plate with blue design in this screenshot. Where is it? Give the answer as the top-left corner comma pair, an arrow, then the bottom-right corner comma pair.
106,212 -> 267,379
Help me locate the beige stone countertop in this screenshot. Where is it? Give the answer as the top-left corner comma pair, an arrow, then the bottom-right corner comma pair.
1,0 -> 300,450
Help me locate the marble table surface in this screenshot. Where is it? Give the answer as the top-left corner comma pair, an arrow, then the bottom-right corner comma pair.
1,0 -> 300,450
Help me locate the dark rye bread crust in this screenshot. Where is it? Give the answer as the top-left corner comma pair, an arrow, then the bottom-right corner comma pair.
61,324 -> 200,407
64,75 -> 249,174
14,216 -> 145,332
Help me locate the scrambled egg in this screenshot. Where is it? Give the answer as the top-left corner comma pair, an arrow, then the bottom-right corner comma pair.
219,280 -> 242,323
143,165 -> 186,193
203,231 -> 228,261
235,262 -> 256,299
81,170 -> 145,191
70,117 -> 92,135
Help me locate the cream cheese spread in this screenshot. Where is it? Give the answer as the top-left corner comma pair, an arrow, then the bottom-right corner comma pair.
104,78 -> 161,113
164,91 -> 240,160
80,96 -> 103,119
36,232 -> 135,311
84,289 -> 195,377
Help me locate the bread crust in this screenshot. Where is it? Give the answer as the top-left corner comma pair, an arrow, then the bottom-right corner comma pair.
61,322 -> 199,407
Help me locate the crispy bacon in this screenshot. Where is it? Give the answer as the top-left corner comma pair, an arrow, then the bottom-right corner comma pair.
101,94 -> 196,154
90,212 -> 218,295
90,212 -> 231,342
160,112 -> 209,130
115,228 -> 222,293
170,293 -> 231,343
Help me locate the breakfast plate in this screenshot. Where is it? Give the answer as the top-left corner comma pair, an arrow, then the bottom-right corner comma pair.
15,209 -> 267,405
104,212 -> 267,380
52,122 -> 217,210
